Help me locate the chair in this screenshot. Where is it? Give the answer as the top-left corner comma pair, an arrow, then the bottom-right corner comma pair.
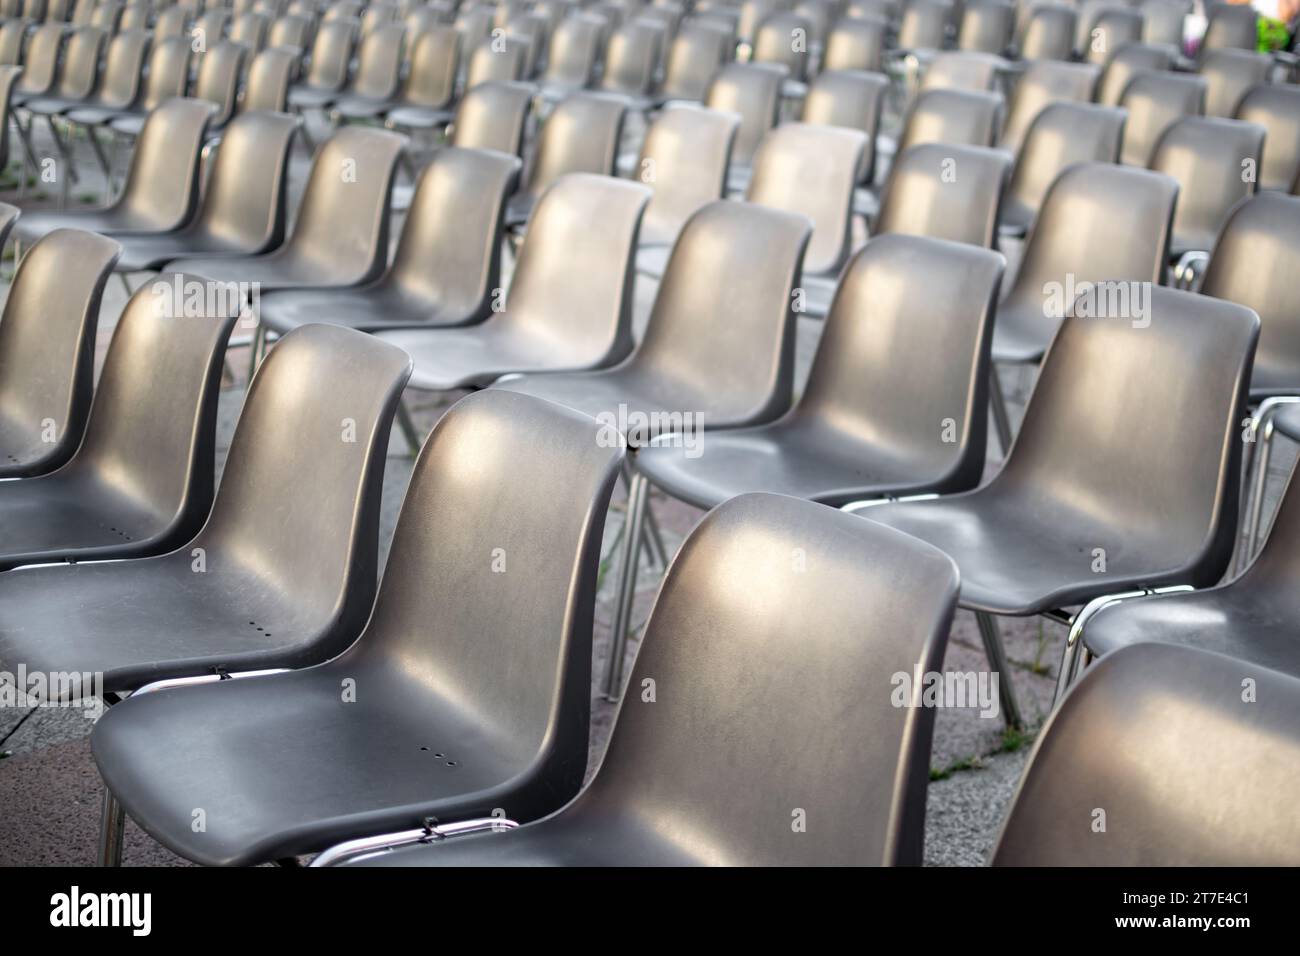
91,388 -> 625,867
704,62 -> 786,168
21,25 -> 108,121
106,111 -> 300,273
318,491 -> 960,867
875,143 -> 1010,248
921,51 -> 1007,93
445,80 -> 533,158
153,6 -> 190,40
1117,70 -> 1205,167
267,12 -> 312,51
1201,1 -> 1258,55
752,12 -> 811,86
993,644 -> 1300,865
68,36 -> 192,133
822,15 -> 887,73
897,88 -> 1003,153
8,23 -> 67,110
1151,116 -> 1264,260
654,22 -> 729,102
958,0 -> 1013,54
1081,5 -> 1144,65
377,173 -> 649,391
1018,3 -> 1076,62
315,22 -> 405,116
239,46 -> 298,113
0,274 -> 240,571
258,147 -> 521,335
999,103 -> 1126,237
801,70 -> 889,185
338,24 -> 457,121
504,92 -> 626,227
1095,40 -> 1173,106
855,284 -> 1257,726
0,229 -> 120,480
186,40 -> 249,131
12,98 -> 214,246
1198,48 -> 1271,118
229,10 -> 270,52
0,65 -> 19,171
537,13 -> 603,97
600,20 -> 661,97
286,17 -> 356,109
634,105 -> 738,249
0,22 -> 27,70
897,0 -> 949,53
1236,85 -> 1300,193
504,10 -> 548,78
998,59 -> 1099,154
1141,0 -> 1189,48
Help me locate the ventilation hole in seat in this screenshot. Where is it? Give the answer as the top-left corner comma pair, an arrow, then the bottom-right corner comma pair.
445,761 -> 457,768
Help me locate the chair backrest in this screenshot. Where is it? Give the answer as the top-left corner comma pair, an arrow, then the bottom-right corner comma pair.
92,29 -> 149,109
348,21 -> 404,98
631,202 -> 811,427
192,9 -> 231,49
993,644 -> 1300,865
229,10 -> 269,50
635,105 -> 737,247
497,174 -> 649,368
448,79 -> 532,157
68,0 -> 93,25
522,92 -> 625,201
114,97 -> 213,230
601,19 -> 660,94
1198,48 -> 1271,118
360,1 -> 399,34
385,146 -> 521,322
1019,3 -> 1075,61
737,0 -> 780,42
1001,283 -> 1256,584
279,126 -> 405,284
1202,1 -> 1257,54
570,491 -> 959,865
1200,193 -> 1300,395
1004,103 -> 1125,226
746,122 -> 866,277
822,15 -> 886,73
1118,70 -> 1204,167
242,46 -> 296,112
53,26 -> 107,100
958,0 -> 1013,53
1095,40 -> 1172,105
540,14 -> 601,88
704,62 -> 786,166
0,66 -> 19,169
193,109 -> 298,253
999,59 -> 1099,153
898,0 -> 949,50
154,6 -> 190,40
341,389 -> 624,812
65,274 -> 239,548
1141,0 -> 1188,47
89,0 -> 123,32
800,234 -> 1005,494
1236,85 -> 1300,193
1001,162 -> 1177,348
139,36 -> 193,110
397,24 -> 458,108
1084,7 -> 1144,64
800,69 -> 888,184
464,34 -> 528,87
16,23 -> 66,95
752,12 -> 810,82
0,230 -> 121,476
304,17 -> 356,89
267,12 -> 312,50
193,40 -> 247,125
660,22 -> 730,100
1152,116 -> 1264,254
876,142 -> 1009,248
898,87 -> 1002,152
922,50 -> 1005,92
0,22 -> 26,68
323,0 -> 362,20
404,6 -> 444,43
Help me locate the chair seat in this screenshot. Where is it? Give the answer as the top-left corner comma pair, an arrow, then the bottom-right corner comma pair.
1169,233 -> 1218,260
163,251 -> 363,293
504,192 -> 538,228
13,207 -> 173,245
1271,401 -> 1300,442
860,492 -> 1200,614
636,417 -> 963,510
0,553 -> 338,697
0,411 -> 60,478
998,197 -> 1033,237
113,230 -> 257,273
634,243 -> 670,277
22,96 -> 81,115
991,301 -> 1057,365
384,104 -> 452,129
1083,583 -> 1300,680
258,284 -> 457,335
66,105 -> 129,126
333,95 -> 393,119
287,85 -> 339,109
107,113 -> 145,136
91,658 -> 572,866
0,472 -> 168,571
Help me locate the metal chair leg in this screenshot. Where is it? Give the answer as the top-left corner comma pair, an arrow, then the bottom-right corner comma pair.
245,321 -> 266,383
974,611 -> 1022,729
98,787 -> 125,867
44,115 -> 79,184
394,397 -> 423,458
989,365 -> 1013,456
604,471 -> 648,702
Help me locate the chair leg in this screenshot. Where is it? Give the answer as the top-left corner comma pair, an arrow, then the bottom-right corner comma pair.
394,397 -> 423,458
974,611 -> 1022,729
1243,415 -> 1279,569
989,365 -> 1013,456
98,787 -> 125,867
603,471 -> 648,702
245,321 -> 266,382
621,462 -> 666,568
43,115 -> 79,185
117,272 -> 133,297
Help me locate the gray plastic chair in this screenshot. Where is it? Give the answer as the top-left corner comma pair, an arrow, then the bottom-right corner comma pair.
13,98 -> 214,245
897,87 -> 1003,153
164,126 -> 404,302
287,17 -> 356,108
1151,115 -> 1264,258
45,29 -> 149,123
823,15 -> 887,73
0,324 -> 412,706
338,24 -> 458,120
445,80 -> 533,157
1095,40 -> 1172,106
1201,1 -> 1258,55
239,46 -> 297,113
998,59 -> 1099,154
601,19 -> 660,96
315,21 -> 405,115
153,5 -> 191,40
188,40 -> 249,130
1198,47 -> 1271,118
876,142 -> 1010,247
801,69 -> 889,185
378,173 -> 649,391
321,491 -> 960,867
1017,3 -> 1075,61
921,50 -> 1007,92
1236,85 -> 1300,193
259,147 -> 521,335
90,388 -> 624,868
267,12 -> 312,51
635,105 -> 737,248
993,644 -> 1300,865
70,36 -> 192,132
1141,0 -> 1190,48
958,0 -> 1013,53
752,12 -> 810,85
1000,102 -> 1126,237
1083,7 -> 1144,65
657,22 -> 731,102
0,229 -> 119,480
538,13 -> 602,96
229,10 -> 270,52
107,110 -> 300,272
704,62 -> 786,168
992,163 -> 1176,367
21,25 -> 108,119
0,65 -> 19,171
857,284 -> 1258,726
0,23 -> 27,70
504,10 -> 548,78
9,23 -> 67,109
1117,70 -> 1205,167
897,0 -> 949,53
0,274 -> 239,571
504,91 -> 626,227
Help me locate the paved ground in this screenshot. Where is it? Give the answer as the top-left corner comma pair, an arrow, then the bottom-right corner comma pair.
0,103 -> 1291,867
